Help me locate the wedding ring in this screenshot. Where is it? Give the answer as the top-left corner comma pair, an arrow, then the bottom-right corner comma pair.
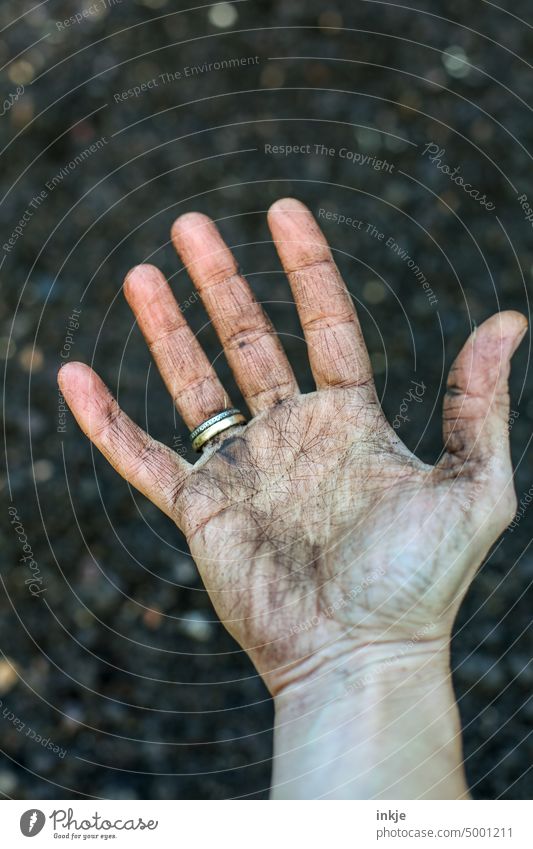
189,409 -> 246,453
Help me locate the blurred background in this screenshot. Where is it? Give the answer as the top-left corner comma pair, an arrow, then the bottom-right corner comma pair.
0,0 -> 532,799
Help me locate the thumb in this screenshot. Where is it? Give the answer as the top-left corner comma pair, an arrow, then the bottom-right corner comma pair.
440,310 -> 527,474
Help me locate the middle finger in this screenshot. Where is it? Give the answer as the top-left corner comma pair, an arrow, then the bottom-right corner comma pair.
171,212 -> 299,415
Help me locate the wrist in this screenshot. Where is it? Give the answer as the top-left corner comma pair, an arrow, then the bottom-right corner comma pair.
271,637 -> 469,799
272,633 -> 450,706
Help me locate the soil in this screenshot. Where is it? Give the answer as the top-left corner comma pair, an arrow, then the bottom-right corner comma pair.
0,0 -> 531,799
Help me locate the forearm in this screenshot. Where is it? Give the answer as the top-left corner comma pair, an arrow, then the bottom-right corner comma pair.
270,642 -> 469,800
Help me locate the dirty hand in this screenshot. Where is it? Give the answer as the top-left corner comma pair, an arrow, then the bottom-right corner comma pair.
59,198 -> 526,798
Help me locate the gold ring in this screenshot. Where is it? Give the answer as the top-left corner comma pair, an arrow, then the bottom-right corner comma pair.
190,409 -> 246,453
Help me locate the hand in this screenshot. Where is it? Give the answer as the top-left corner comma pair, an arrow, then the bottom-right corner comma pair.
58,198 -> 527,798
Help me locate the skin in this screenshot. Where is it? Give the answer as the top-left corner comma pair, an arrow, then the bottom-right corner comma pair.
58,198 -> 527,799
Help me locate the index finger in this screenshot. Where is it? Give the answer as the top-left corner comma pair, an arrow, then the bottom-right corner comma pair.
267,198 -> 374,391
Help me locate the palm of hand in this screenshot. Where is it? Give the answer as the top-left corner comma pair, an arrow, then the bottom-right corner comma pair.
180,386 -> 504,692
59,198 -> 525,695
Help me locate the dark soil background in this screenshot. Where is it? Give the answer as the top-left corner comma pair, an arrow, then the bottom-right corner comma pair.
0,0 -> 532,800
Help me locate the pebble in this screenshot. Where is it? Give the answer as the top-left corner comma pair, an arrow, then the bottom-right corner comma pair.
506,657 -> 533,688
18,345 -> 44,372
99,784 -> 139,800
456,654 -> 506,693
0,659 -> 19,695
0,770 -> 17,795
33,459 -> 55,482
172,557 -> 198,586
143,606 -> 163,630
208,2 -> 238,28
178,611 -> 214,643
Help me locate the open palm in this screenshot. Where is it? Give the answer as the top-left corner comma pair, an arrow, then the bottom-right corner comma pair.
59,198 -> 526,696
